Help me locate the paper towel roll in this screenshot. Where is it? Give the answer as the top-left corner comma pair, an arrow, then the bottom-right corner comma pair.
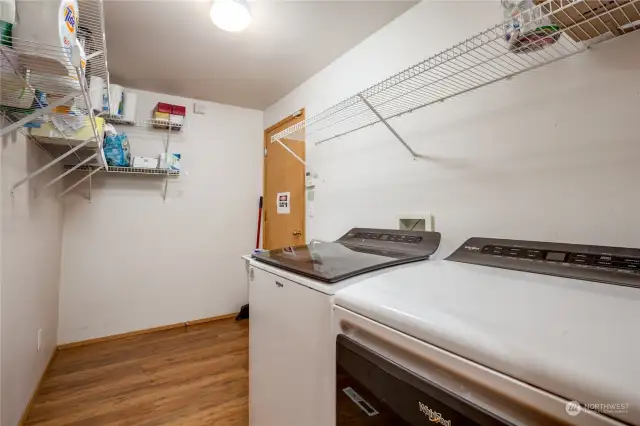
122,91 -> 138,123
108,84 -> 123,116
89,76 -> 104,112
13,0 -> 79,76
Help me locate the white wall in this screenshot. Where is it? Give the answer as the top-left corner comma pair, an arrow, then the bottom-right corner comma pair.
1,127 -> 63,426
57,90 -> 263,345
265,1 -> 640,254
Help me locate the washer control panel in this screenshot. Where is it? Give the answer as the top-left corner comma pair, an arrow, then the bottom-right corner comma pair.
352,232 -> 423,244
448,237 -> 640,289
338,228 -> 441,257
480,245 -> 640,271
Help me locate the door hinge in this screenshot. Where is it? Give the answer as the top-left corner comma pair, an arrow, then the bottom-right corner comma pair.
264,147 -> 268,157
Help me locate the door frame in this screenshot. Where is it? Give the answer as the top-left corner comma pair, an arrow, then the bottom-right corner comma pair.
263,109 -> 306,249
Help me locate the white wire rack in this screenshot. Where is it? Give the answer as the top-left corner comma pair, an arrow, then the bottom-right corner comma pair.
272,0 -> 640,155
78,0 -> 110,93
102,114 -> 183,201
0,0 -> 111,197
104,116 -> 184,131
68,165 -> 180,176
62,164 -> 181,201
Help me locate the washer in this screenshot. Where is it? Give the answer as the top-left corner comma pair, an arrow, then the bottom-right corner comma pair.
248,228 -> 441,426
333,237 -> 640,426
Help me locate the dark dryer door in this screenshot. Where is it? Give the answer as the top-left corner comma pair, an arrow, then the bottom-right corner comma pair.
336,335 -> 512,426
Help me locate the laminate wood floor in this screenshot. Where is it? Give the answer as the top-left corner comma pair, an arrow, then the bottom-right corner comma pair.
25,319 -> 249,426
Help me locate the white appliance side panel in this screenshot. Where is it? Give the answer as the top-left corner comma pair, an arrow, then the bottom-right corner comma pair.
249,266 -> 335,426
333,306 -> 624,426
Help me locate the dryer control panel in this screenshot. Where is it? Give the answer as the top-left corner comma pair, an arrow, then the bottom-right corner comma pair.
447,238 -> 640,289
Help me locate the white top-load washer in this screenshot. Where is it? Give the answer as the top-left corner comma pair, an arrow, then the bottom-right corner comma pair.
333,237 -> 640,426
248,228 -> 441,426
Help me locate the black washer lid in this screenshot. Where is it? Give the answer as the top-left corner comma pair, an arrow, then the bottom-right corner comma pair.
252,228 -> 441,283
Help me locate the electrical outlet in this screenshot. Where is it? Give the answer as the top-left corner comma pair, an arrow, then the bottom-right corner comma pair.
37,329 -> 42,352
193,102 -> 206,115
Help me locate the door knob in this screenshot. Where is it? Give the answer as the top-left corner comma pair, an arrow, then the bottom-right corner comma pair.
292,230 -> 302,236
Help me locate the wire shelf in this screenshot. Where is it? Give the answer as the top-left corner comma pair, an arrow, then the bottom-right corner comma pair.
104,116 -> 184,131
272,0 -> 640,146
0,0 -> 111,195
67,165 -> 181,176
78,0 -> 111,91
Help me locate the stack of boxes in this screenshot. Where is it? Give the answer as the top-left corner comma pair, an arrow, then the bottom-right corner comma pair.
153,102 -> 186,130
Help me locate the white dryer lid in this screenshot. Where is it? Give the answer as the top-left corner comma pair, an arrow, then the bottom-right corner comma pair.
334,260 -> 640,425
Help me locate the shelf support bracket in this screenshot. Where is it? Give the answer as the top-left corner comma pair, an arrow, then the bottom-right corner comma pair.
58,167 -> 103,198
358,94 -> 417,158
11,136 -> 97,194
273,138 -> 307,166
40,152 -> 99,192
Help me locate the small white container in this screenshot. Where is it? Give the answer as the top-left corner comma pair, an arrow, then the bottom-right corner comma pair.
158,153 -> 181,171
132,157 -> 158,169
89,76 -> 104,112
122,91 -> 137,122
108,84 -> 123,116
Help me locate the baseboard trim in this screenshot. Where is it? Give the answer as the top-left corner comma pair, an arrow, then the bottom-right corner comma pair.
19,348 -> 58,426
57,313 -> 238,350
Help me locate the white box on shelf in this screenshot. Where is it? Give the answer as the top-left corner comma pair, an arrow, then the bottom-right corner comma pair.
132,157 -> 158,169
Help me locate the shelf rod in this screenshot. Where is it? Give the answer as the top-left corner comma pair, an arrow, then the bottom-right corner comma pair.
41,152 -> 99,191
11,136 -> 97,194
272,137 -> 307,166
58,167 -> 103,198
162,113 -> 174,202
357,94 -> 417,158
0,93 -> 77,137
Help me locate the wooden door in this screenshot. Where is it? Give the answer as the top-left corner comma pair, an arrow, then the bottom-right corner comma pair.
263,110 -> 305,250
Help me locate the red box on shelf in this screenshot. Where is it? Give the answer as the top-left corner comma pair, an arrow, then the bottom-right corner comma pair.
156,102 -> 172,114
171,105 -> 186,116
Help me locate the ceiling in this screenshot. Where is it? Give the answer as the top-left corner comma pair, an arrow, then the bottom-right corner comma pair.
103,1 -> 417,110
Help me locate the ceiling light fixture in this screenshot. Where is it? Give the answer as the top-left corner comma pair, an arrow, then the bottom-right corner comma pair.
210,0 -> 252,32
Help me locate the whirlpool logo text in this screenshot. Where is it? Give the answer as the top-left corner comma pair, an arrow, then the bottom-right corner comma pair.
418,402 -> 451,425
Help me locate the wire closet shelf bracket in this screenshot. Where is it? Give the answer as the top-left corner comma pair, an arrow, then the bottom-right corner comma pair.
270,0 -> 640,161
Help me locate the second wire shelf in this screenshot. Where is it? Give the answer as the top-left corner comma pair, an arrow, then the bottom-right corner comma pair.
67,165 -> 180,176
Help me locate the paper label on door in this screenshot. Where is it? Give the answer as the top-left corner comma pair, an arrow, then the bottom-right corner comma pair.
277,192 -> 290,214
